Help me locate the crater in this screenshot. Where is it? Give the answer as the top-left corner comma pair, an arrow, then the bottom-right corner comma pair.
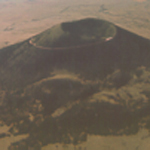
30,18 -> 117,49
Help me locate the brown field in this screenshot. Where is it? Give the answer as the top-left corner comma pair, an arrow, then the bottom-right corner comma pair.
42,129 -> 150,150
135,0 -> 147,2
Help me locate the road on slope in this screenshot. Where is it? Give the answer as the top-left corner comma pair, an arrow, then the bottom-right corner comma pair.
29,37 -> 113,50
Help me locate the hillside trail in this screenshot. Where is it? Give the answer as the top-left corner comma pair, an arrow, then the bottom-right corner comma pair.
29,37 -> 113,50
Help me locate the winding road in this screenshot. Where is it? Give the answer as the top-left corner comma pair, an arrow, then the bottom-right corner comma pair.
29,37 -> 113,50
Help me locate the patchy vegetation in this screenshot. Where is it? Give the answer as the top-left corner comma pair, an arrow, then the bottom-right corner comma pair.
0,18 -> 150,149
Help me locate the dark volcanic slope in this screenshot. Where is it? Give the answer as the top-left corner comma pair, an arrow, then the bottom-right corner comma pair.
0,18 -> 150,150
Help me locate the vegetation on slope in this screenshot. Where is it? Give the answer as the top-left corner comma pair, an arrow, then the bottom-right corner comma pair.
0,18 -> 150,149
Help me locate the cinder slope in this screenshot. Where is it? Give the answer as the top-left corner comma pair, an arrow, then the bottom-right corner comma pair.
0,18 -> 150,150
